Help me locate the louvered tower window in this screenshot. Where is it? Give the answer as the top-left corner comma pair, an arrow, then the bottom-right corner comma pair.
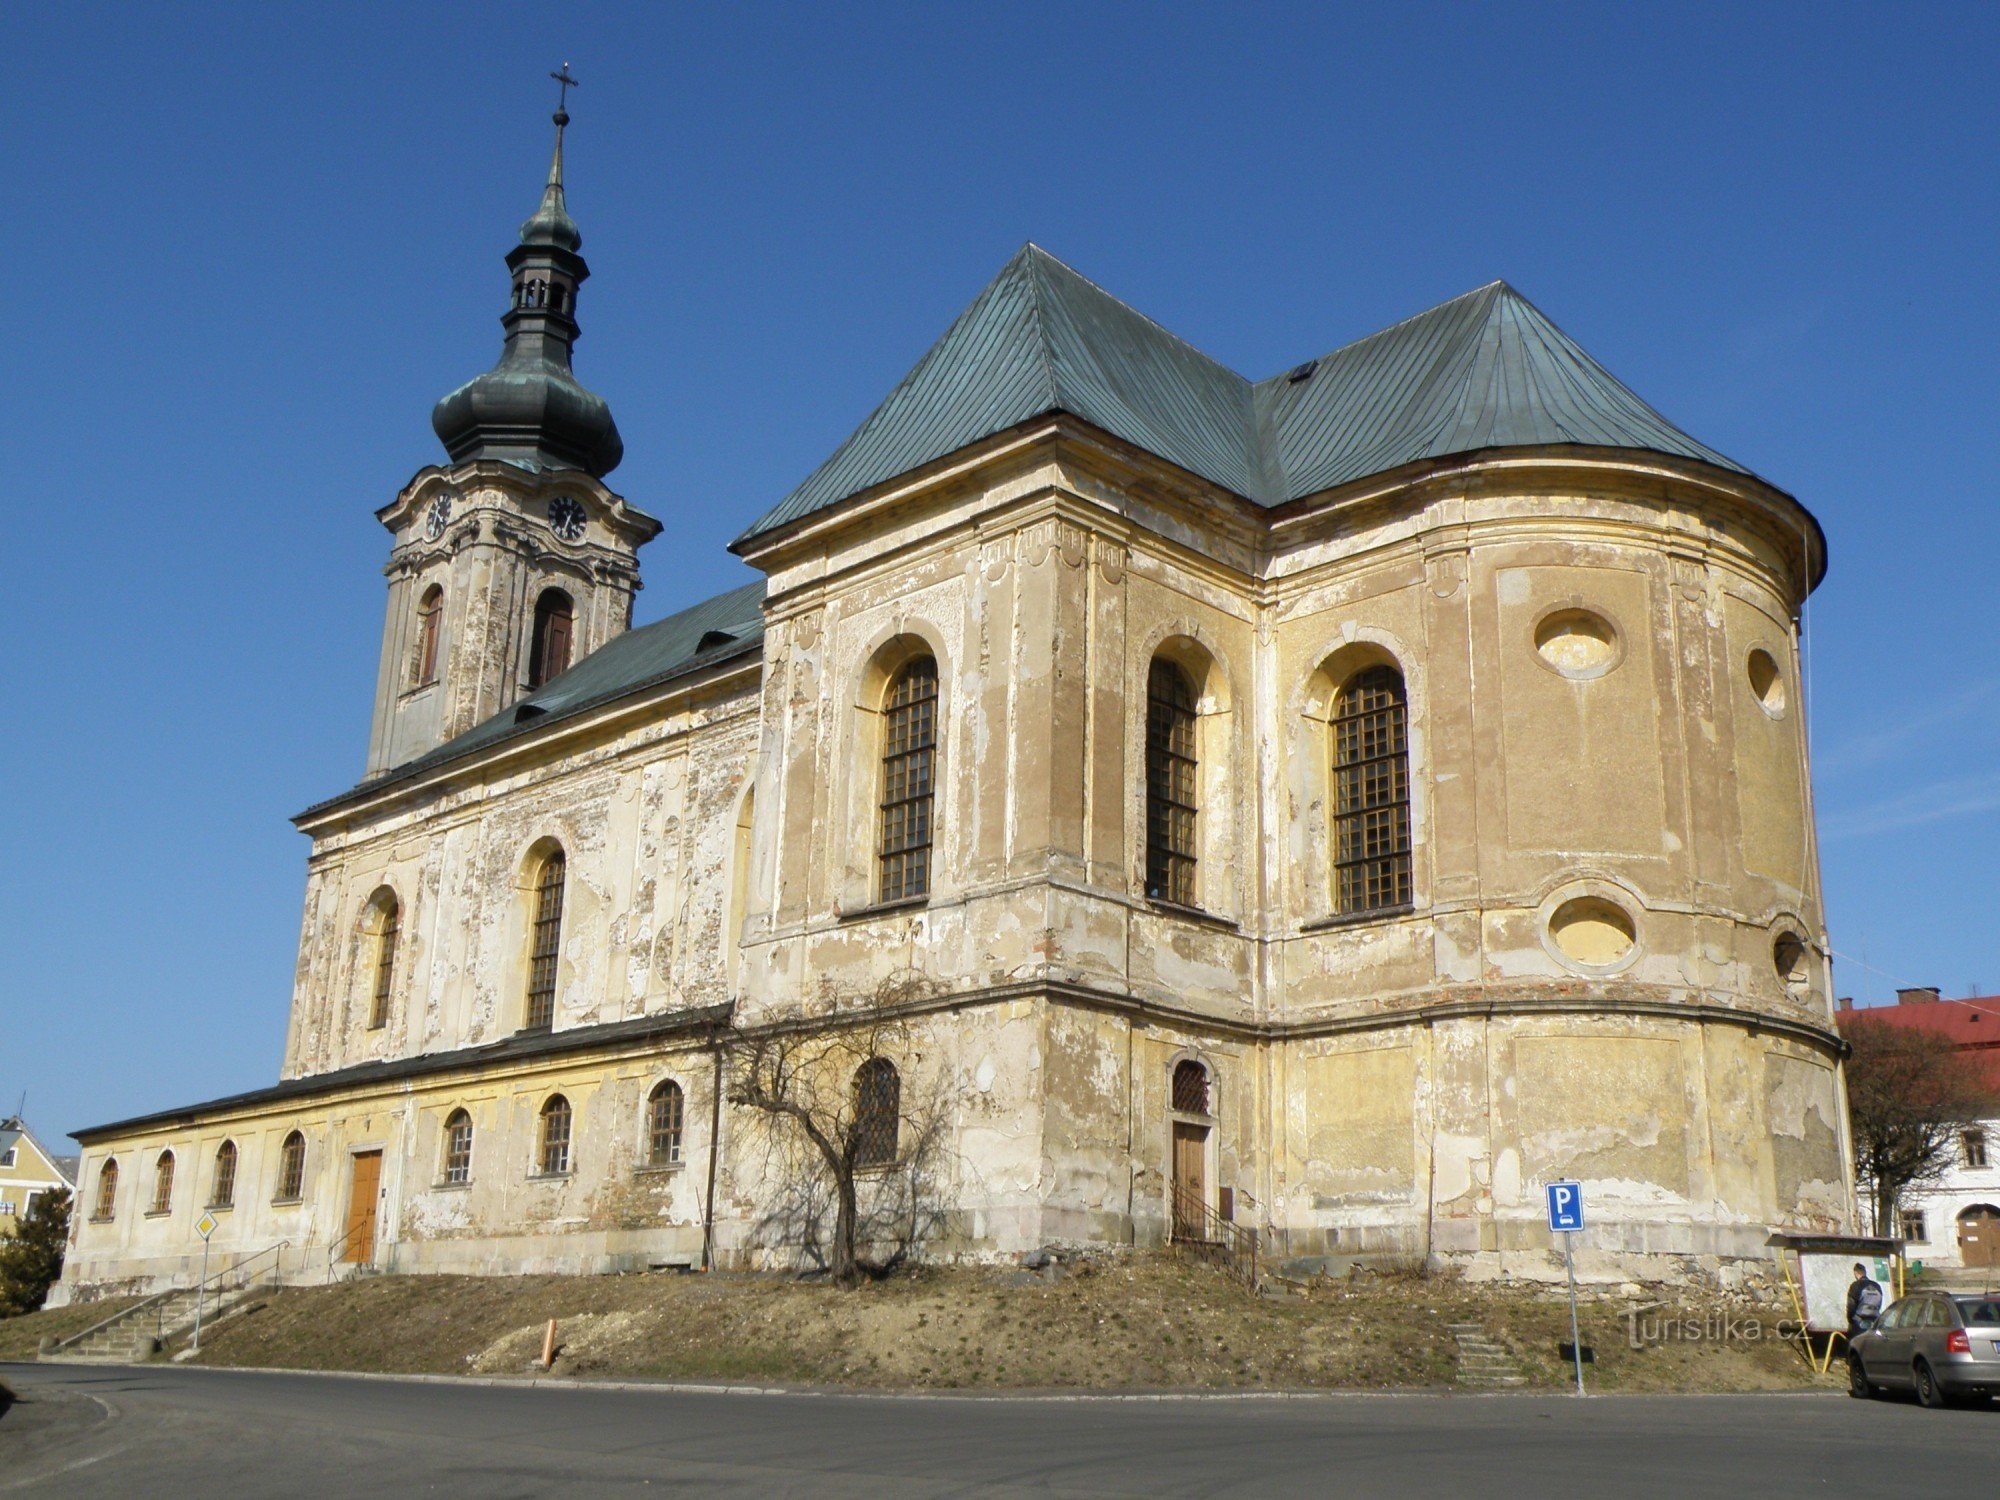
878,658 -> 939,903
367,892 -> 399,1030
524,851 -> 566,1030
529,589 -> 574,688
1331,666 -> 1412,914
412,584 -> 443,687
1145,659 -> 1199,907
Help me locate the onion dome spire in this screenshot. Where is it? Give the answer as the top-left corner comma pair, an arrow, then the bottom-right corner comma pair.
431,66 -> 623,478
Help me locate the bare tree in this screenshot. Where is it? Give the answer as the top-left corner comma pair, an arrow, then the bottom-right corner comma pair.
1845,1016 -> 1999,1235
726,982 -> 953,1284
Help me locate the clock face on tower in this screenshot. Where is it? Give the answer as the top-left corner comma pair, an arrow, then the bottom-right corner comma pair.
424,493 -> 453,541
548,496 -> 587,542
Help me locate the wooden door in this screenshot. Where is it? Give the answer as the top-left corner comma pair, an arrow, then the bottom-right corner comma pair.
343,1151 -> 382,1264
1171,1123 -> 1208,1241
1960,1206 -> 2000,1269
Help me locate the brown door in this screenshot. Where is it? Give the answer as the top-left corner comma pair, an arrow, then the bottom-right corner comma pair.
1960,1206 -> 2000,1269
1171,1123 -> 1208,1241
343,1151 -> 382,1264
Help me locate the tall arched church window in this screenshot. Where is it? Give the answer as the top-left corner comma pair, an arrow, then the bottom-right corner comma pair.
538,1094 -> 573,1176
647,1081 -> 685,1167
150,1150 -> 175,1214
1145,659 -> 1199,906
852,1059 -> 901,1168
529,589 -> 575,688
442,1109 -> 474,1185
878,657 -> 939,903
93,1159 -> 118,1220
412,584 -> 443,688
365,890 -> 400,1030
1331,665 -> 1412,914
524,850 -> 566,1030
211,1140 -> 238,1209
276,1130 -> 306,1201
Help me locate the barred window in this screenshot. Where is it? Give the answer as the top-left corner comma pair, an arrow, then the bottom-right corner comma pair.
211,1141 -> 238,1209
529,588 -> 574,688
151,1151 -> 175,1214
411,584 -> 443,687
525,850 -> 566,1030
879,658 -> 939,903
94,1159 -> 118,1220
538,1095 -> 573,1176
1171,1059 -> 1210,1115
1332,665 -> 1412,915
276,1130 -> 306,1201
647,1081 -> 685,1167
367,890 -> 400,1030
1145,659 -> 1199,907
442,1109 -> 473,1185
852,1058 -> 901,1169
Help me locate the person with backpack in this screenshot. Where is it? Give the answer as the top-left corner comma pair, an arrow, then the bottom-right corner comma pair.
1847,1262 -> 1884,1338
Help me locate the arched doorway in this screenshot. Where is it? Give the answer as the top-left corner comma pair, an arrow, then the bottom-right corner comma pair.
1958,1205 -> 2000,1269
1169,1059 -> 1214,1242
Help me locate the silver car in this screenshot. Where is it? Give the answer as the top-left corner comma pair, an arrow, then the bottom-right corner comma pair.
1849,1292 -> 2000,1407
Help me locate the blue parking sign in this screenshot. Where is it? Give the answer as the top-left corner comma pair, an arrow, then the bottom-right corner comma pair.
1546,1180 -> 1585,1232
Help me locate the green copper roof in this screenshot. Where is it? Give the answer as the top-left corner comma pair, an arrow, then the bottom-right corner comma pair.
736,246 -> 1751,545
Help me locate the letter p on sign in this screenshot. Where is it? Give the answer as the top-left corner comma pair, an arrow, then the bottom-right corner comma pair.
1546,1180 -> 1584,1233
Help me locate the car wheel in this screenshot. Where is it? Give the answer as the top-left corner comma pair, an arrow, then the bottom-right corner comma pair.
1847,1356 -> 1876,1399
1914,1359 -> 1948,1409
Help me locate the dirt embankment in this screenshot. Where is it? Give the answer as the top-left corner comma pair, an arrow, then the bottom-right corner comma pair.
0,1256 -> 1836,1393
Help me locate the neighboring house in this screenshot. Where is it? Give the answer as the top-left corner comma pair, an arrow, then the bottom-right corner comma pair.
0,1116 -> 77,1233
1839,988 -> 2000,1269
56,95 -> 1846,1303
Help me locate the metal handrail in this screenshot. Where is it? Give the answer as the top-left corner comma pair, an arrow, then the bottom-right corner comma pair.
1170,1184 -> 1260,1288
163,1239 -> 290,1341
325,1219 -> 362,1277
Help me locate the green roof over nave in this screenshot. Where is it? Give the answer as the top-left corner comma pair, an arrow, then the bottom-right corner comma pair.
736,245 -> 1749,545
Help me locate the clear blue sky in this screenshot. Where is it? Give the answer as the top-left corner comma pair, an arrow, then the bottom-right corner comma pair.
8,3 -> 1997,1148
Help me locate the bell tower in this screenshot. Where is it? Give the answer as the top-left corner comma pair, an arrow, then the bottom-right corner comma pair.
366,72 -> 661,778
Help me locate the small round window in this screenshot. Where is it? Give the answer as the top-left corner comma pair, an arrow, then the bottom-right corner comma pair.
1774,933 -> 1810,996
1548,896 -> 1636,968
1534,609 -> 1620,679
1748,648 -> 1786,717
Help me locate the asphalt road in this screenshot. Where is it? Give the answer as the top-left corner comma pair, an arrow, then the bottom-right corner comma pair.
3,1363 -> 1994,1498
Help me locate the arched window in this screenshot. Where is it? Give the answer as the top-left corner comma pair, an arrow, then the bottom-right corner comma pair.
538,1095 -> 573,1176
211,1141 -> 238,1209
93,1159 -> 118,1221
151,1151 -> 176,1214
1145,658 -> 1199,906
524,849 -> 566,1030
726,787 -> 754,993
878,657 -> 939,903
528,589 -> 575,688
1172,1059 -> 1211,1115
411,584 -> 443,688
365,889 -> 400,1030
852,1059 -> 900,1168
647,1081 -> 685,1167
276,1130 -> 306,1201
1331,665 -> 1412,915
442,1109 -> 474,1185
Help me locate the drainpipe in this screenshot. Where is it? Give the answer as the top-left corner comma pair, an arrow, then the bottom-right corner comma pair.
702,1041 -> 723,1271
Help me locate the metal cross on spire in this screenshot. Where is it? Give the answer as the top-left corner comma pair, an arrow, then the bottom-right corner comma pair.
550,63 -> 579,117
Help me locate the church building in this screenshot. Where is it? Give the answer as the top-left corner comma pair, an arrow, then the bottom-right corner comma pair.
57,100 -> 1852,1301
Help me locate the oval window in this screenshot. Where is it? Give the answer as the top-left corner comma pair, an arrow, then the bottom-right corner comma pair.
1548,896 -> 1636,967
1748,648 -> 1786,717
1535,610 -> 1619,679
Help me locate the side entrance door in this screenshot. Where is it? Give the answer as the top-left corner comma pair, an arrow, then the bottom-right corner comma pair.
1171,1123 -> 1208,1241
1959,1205 -> 2000,1269
343,1150 -> 383,1264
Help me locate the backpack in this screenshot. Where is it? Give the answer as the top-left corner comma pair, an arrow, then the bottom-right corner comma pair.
1855,1280 -> 1883,1320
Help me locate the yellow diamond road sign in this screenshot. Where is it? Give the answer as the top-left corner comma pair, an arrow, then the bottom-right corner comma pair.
196,1211 -> 219,1240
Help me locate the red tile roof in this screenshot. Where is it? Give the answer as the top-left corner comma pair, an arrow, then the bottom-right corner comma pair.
1838,995 -> 2000,1088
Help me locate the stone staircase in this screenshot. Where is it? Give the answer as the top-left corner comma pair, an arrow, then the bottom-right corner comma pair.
1449,1322 -> 1526,1388
43,1283 -> 257,1364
